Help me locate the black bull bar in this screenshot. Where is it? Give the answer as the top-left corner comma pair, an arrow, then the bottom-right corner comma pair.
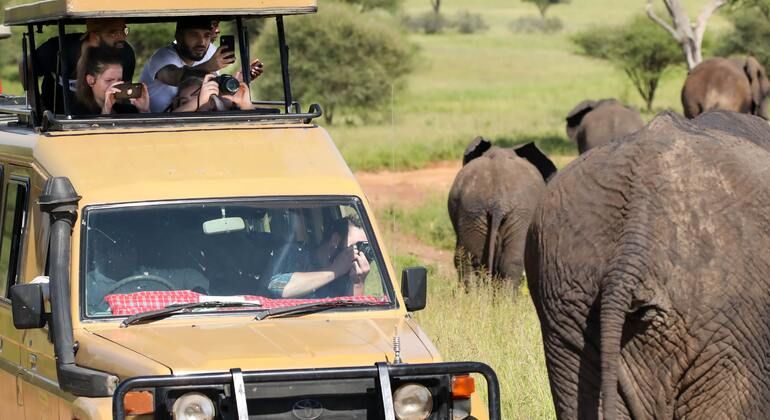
113,361 -> 501,419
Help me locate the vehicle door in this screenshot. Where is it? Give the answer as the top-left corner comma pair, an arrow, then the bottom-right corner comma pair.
0,163 -> 25,419
0,166 -> 66,419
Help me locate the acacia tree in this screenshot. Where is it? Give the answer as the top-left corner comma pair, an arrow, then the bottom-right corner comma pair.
645,0 -> 759,70
255,2 -> 415,125
523,0 -> 570,18
573,16 -> 684,112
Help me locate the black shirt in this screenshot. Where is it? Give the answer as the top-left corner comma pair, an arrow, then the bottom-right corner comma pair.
33,33 -> 135,114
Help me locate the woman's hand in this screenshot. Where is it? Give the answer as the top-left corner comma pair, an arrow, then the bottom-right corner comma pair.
235,59 -> 264,82
222,82 -> 254,110
198,74 -> 220,111
130,83 -> 151,113
101,80 -> 124,114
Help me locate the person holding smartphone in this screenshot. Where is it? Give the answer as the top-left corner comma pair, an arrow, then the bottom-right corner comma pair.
75,45 -> 150,115
140,17 -> 264,113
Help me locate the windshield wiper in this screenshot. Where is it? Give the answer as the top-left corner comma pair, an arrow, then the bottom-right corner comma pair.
121,301 -> 262,328
254,300 -> 390,321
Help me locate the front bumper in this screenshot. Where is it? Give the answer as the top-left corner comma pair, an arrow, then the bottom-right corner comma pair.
112,361 -> 500,419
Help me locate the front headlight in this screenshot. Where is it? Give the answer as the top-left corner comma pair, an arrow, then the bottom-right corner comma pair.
393,383 -> 433,420
172,392 -> 216,420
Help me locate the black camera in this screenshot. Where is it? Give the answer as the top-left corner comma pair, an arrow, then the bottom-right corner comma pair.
354,241 -> 376,262
215,74 -> 240,95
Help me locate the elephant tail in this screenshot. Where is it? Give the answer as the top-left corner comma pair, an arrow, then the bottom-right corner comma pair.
599,284 -> 626,420
485,212 -> 502,278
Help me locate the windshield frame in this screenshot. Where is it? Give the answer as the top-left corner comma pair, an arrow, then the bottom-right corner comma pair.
77,195 -> 398,322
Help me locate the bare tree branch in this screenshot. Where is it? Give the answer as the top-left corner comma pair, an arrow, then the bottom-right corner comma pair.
694,0 -> 727,42
646,0 -> 681,40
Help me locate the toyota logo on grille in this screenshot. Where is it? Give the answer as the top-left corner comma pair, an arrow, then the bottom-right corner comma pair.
292,399 -> 324,420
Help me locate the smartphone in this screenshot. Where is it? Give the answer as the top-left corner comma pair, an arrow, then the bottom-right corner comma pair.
220,35 -> 235,53
113,83 -> 143,100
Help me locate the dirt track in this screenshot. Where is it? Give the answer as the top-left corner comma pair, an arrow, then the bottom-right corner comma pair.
354,162 -> 460,272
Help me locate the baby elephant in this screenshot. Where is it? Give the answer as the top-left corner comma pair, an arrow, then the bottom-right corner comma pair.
565,98 -> 644,154
448,137 -> 556,290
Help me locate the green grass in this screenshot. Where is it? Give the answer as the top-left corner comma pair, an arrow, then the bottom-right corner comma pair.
392,252 -> 553,419
327,0 -> 731,171
381,193 -> 455,251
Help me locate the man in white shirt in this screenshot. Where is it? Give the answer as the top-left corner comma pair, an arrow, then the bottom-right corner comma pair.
140,17 -> 237,112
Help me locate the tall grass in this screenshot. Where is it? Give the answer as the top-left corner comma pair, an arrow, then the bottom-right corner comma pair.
392,254 -> 554,419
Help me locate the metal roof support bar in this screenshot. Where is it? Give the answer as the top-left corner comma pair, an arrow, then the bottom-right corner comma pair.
26,24 -> 42,126
276,16 -> 293,114
57,21 -> 72,117
236,17 -> 251,86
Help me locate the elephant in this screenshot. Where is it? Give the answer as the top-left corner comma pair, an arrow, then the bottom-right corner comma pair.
681,56 -> 770,119
448,137 -> 556,290
525,110 -> 770,419
565,98 -> 645,154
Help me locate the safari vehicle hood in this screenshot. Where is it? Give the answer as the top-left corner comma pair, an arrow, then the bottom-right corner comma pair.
87,316 -> 438,375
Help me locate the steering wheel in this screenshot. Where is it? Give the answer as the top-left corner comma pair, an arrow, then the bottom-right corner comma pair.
103,273 -> 175,296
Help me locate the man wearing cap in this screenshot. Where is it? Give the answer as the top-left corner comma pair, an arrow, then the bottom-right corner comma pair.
30,18 -> 135,113
140,17 -> 231,113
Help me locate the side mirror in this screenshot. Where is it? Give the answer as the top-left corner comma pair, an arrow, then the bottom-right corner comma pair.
11,282 -> 48,329
401,267 -> 427,312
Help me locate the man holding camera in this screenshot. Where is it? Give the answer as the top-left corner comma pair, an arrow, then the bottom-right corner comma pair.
140,17 -> 263,112
171,74 -> 254,112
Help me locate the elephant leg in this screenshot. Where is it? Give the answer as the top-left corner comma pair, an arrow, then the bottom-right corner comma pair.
454,244 -> 473,291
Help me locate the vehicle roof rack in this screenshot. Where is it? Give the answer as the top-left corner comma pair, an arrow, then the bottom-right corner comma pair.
4,0 -> 317,25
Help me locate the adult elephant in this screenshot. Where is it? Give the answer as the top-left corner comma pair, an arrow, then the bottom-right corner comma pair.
525,110 -> 770,419
565,98 -> 644,154
681,56 -> 770,119
448,137 -> 556,289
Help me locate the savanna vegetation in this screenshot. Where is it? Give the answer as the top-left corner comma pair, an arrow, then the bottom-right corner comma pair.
1,0 -> 769,418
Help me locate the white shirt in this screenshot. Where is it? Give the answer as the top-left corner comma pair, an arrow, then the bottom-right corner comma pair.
140,43 -> 216,113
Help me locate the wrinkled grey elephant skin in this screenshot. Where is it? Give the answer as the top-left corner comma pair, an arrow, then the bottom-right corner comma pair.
681,56 -> 770,120
448,138 -> 556,290
525,110 -> 770,420
565,98 -> 645,155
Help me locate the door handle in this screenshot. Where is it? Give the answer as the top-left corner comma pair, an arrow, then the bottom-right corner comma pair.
28,353 -> 37,370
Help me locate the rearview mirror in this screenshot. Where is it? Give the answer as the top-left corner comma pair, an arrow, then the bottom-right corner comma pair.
401,267 -> 427,312
11,282 -> 48,329
202,217 -> 246,235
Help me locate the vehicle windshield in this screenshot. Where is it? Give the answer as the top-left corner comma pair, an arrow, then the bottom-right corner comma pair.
81,199 -> 393,318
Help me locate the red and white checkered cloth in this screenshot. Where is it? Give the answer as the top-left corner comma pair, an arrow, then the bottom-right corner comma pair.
104,291 -> 390,316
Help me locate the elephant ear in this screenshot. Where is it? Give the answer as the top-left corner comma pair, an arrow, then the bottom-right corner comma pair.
462,136 -> 492,166
744,56 -> 765,114
565,100 -> 598,142
514,142 -> 557,182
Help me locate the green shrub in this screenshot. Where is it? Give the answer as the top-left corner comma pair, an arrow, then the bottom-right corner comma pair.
508,16 -> 563,34
255,2 -> 416,125
453,11 -> 489,34
716,9 -> 770,70
401,11 -> 450,34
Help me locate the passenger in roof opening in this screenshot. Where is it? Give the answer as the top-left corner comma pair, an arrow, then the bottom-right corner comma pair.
75,46 -> 150,115
267,216 -> 371,299
170,74 -> 254,112
25,18 -> 135,114
140,17 -> 264,113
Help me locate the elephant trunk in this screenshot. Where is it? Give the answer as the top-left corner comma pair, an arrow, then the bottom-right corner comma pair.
600,283 -> 629,420
485,212 -> 502,277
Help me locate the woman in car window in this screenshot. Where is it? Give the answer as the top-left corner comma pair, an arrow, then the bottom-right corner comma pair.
75,45 -> 150,115
170,73 -> 254,112
267,216 -> 371,299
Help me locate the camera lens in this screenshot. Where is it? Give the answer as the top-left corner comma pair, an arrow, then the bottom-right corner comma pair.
216,75 -> 240,95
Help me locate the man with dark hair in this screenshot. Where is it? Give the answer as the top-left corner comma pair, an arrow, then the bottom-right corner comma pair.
140,17 -> 263,113
28,18 -> 135,113
268,216 -> 371,299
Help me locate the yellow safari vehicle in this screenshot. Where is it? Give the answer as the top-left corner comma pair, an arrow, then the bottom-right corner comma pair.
0,0 -> 500,419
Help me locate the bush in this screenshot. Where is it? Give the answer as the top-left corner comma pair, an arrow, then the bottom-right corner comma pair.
254,2 -> 416,125
508,16 -> 563,34
716,9 -> 770,70
401,11 -> 450,34
453,11 -> 488,34
572,15 -> 684,111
